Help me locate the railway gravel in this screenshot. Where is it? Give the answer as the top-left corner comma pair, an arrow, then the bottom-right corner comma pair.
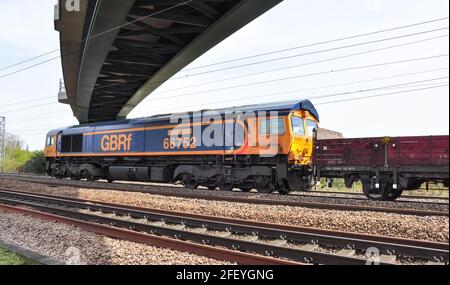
0,179 -> 447,243
0,210 -> 229,265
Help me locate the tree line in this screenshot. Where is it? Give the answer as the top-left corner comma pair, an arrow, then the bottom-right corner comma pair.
1,133 -> 45,174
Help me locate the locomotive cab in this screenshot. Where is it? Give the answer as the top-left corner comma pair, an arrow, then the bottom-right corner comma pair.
288,110 -> 318,166
44,132 -> 58,158
285,108 -> 319,192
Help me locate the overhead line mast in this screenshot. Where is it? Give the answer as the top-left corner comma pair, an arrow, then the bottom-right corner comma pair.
0,116 -> 5,172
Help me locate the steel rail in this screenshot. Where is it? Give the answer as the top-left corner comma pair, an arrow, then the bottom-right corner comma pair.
0,176 -> 447,216
308,190 -> 449,201
1,173 -> 448,202
0,188 -> 447,264
0,203 -> 298,265
0,194 -> 375,265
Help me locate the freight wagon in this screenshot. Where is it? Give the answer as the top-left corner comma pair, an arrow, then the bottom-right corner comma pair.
313,136 -> 449,200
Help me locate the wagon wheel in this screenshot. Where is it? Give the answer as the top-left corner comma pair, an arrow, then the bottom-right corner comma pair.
216,176 -> 234,191
255,177 -> 275,194
239,183 -> 253,193
362,182 -> 389,201
181,174 -> 199,189
384,184 -> 404,201
277,180 -> 291,195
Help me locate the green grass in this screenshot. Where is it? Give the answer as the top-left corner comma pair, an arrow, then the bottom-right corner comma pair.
0,247 -> 39,265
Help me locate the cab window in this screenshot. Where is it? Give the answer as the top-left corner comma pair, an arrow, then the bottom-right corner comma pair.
306,120 -> 318,137
46,136 -> 55,146
259,118 -> 285,135
291,116 -> 305,136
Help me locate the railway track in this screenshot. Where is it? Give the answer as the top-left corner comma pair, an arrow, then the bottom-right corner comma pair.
2,172 -> 448,203
2,173 -> 448,203
0,188 -> 447,265
305,189 -> 449,201
2,173 -> 448,201
0,174 -> 448,217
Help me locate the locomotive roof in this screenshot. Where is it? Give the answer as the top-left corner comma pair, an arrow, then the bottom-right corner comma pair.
48,100 -> 319,134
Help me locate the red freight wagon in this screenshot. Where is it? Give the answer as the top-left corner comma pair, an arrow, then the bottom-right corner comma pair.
313,136 -> 449,200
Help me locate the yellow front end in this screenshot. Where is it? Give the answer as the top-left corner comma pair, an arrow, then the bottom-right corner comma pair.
288,110 -> 319,165
44,134 -> 58,158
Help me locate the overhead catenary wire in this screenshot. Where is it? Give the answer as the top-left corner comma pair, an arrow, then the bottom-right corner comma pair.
88,76 -> 448,118
154,47 -> 450,95
1,18 -> 448,123
0,96 -> 55,109
6,51 -> 448,116
0,19 -> 447,84
92,30 -> 449,95
149,79 -> 449,115
91,32 -> 449,95
1,102 -> 59,115
315,84 -> 448,106
85,49 -> 450,112
7,83 -> 449,135
173,27 -> 449,78
139,53 -> 450,103
85,49 -> 448,112
0,56 -> 61,80
182,17 -> 450,72
6,80 -> 448,132
1,15 -> 447,130
2,15 -> 447,74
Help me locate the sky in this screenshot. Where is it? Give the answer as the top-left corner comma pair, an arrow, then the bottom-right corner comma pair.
0,0 -> 448,150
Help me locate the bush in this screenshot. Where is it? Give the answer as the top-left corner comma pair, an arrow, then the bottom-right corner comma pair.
1,148 -> 33,173
1,133 -> 46,174
19,151 -> 46,174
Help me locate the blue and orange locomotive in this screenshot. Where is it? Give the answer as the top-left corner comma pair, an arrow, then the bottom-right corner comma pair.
44,100 -> 320,194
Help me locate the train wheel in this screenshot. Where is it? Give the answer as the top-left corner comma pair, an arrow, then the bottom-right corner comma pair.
218,182 -> 234,191
255,177 -> 275,194
181,174 -> 199,189
362,182 -> 389,201
85,172 -> 96,182
239,183 -> 253,192
215,175 -> 234,191
205,182 -> 217,190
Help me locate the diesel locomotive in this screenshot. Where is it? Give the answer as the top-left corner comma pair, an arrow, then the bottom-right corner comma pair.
44,100 -> 320,194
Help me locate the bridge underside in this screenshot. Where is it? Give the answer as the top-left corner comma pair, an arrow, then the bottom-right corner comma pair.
55,0 -> 282,123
